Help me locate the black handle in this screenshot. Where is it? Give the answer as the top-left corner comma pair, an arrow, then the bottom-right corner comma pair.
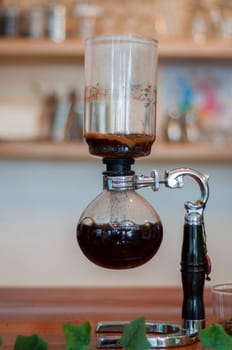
181,221 -> 207,331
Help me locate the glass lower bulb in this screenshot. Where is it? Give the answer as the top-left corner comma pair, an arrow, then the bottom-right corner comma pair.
76,189 -> 163,269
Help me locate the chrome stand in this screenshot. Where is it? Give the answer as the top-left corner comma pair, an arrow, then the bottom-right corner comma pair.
94,168 -> 210,348
95,321 -> 198,348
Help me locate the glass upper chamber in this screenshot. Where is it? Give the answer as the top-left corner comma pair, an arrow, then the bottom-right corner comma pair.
84,34 -> 158,158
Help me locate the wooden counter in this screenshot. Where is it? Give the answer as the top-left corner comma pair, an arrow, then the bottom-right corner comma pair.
0,287 -> 213,350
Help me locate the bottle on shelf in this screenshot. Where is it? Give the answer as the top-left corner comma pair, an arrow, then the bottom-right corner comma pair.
65,90 -> 83,141
47,1 -> 66,42
39,92 -> 59,140
28,4 -> 47,39
163,108 -> 186,143
0,1 -> 20,38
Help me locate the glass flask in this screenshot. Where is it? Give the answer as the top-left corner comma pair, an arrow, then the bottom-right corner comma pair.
77,175 -> 163,269
84,34 -> 158,158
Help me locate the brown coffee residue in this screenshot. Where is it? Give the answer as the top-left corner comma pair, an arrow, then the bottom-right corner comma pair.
84,132 -> 155,158
85,84 -> 157,107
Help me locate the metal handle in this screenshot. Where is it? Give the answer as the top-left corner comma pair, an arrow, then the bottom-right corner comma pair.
164,168 -> 210,334
181,215 -> 207,334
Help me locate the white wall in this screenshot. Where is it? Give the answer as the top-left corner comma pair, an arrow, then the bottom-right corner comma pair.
0,158 -> 231,288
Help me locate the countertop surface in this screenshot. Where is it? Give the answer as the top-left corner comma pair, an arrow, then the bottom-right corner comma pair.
0,287 -> 213,350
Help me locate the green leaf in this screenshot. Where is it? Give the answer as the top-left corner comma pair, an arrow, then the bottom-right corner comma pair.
199,323 -> 232,350
63,321 -> 92,350
0,336 -> 3,346
119,317 -> 151,350
13,334 -> 48,350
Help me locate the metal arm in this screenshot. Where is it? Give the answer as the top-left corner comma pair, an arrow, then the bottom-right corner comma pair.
136,167 -> 209,213
163,167 -> 209,212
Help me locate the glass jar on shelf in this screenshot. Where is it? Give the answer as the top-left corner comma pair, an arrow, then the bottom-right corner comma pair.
73,2 -> 100,40
190,0 -> 209,44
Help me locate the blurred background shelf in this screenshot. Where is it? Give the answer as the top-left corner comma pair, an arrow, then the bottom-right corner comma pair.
0,38 -> 232,59
0,140 -> 231,163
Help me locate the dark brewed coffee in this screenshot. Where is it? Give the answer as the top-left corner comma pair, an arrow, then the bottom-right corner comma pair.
84,132 -> 155,158
77,220 -> 163,269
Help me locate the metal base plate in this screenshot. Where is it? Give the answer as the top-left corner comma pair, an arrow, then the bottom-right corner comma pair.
95,321 -> 199,348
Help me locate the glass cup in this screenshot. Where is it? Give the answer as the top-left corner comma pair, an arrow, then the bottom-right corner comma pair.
212,283 -> 232,335
84,34 -> 158,159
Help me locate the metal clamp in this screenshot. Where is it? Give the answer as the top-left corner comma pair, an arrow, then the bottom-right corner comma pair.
135,170 -> 160,191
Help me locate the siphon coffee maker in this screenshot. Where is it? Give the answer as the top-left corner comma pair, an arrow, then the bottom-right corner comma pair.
76,35 -> 211,347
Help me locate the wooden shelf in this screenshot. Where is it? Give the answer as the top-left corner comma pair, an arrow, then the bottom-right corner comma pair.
159,40 -> 232,59
0,38 -> 85,58
0,141 -> 90,161
0,140 -> 231,163
0,38 -> 232,59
